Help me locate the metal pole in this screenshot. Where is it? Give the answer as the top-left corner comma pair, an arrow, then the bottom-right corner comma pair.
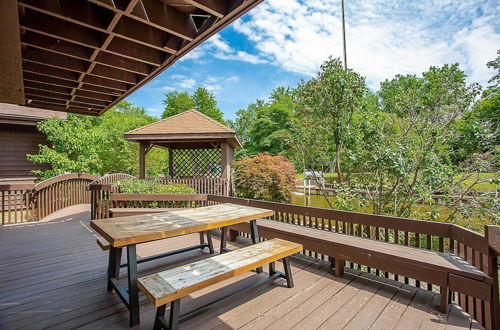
341,0 -> 347,71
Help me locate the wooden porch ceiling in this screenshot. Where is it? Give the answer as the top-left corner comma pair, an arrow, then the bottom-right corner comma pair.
2,0 -> 263,116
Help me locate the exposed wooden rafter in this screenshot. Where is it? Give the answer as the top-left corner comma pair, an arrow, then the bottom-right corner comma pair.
5,0 -> 265,115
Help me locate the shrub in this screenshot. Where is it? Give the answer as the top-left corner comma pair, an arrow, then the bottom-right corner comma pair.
232,153 -> 297,202
116,179 -> 195,194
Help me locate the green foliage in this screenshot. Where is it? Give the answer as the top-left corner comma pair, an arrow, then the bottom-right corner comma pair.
294,57 -> 368,181
161,87 -> 225,123
117,179 -> 195,194
232,154 -> 297,202
28,101 -> 167,180
229,87 -> 297,159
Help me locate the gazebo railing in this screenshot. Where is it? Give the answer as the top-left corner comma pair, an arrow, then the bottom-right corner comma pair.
88,175 -> 229,219
159,177 -> 229,196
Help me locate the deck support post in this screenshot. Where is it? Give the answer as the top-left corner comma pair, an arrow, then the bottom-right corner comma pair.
439,287 -> 449,313
334,259 -> 345,277
228,228 -> 238,241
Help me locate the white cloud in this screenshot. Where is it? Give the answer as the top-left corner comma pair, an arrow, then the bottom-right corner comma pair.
181,34 -> 268,65
147,107 -> 161,113
227,75 -> 239,82
233,0 -> 500,87
178,78 -> 196,89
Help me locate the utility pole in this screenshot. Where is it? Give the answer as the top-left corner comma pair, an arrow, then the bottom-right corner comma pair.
341,0 -> 347,71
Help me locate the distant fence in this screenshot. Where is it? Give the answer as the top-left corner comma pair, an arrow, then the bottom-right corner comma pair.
0,173 -> 98,224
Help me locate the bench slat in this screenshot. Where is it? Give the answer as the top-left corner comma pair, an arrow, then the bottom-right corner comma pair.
229,219 -> 492,283
138,238 -> 302,307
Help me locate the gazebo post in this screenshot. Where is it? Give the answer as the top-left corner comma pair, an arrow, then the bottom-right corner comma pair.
221,142 -> 234,195
168,148 -> 174,178
139,141 -> 147,179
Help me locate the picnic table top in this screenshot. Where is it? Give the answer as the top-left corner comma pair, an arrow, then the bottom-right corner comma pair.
90,203 -> 273,248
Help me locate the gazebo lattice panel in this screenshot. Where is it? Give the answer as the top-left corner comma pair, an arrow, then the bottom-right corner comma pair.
171,149 -> 222,179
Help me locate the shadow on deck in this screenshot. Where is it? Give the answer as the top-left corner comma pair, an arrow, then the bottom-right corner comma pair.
0,205 -> 479,329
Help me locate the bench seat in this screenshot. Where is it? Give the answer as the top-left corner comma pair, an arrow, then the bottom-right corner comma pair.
229,219 -> 493,313
138,238 -> 302,329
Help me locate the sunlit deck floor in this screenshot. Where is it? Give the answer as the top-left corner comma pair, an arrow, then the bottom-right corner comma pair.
0,205 -> 480,330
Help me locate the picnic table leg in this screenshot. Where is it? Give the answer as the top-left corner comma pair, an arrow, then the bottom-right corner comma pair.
107,247 -> 122,292
220,227 -> 228,254
127,244 -> 140,326
205,231 -> 214,254
250,220 -> 263,273
282,257 -> 294,288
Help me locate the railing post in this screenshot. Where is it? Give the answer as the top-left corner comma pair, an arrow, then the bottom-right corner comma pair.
485,225 -> 500,330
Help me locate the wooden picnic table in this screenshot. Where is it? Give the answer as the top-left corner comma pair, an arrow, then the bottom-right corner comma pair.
90,203 -> 273,327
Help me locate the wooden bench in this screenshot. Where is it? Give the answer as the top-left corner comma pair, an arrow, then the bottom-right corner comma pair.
229,219 -> 494,314
138,238 -> 302,330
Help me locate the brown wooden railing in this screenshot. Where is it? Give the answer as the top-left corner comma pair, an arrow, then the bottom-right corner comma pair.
207,195 -> 499,329
0,173 -> 98,224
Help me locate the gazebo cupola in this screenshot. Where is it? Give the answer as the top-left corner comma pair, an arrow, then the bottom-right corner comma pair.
124,109 -> 241,189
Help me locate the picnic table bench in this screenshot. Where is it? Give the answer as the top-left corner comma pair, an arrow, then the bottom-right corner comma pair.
90,203 -> 273,326
138,238 -> 302,330
229,219 -> 494,314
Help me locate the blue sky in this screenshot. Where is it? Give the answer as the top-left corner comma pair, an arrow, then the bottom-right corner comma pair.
126,0 -> 500,120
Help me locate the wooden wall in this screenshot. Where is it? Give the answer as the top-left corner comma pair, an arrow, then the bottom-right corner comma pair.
0,123 -> 49,179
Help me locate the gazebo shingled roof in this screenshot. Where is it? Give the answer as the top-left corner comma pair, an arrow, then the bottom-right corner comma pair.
124,109 -> 239,181
124,109 -> 242,149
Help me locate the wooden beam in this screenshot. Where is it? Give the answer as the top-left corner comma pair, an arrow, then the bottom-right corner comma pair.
21,30 -> 151,76
88,0 -> 197,41
183,0 -> 227,18
90,64 -> 139,85
23,61 -> 81,82
24,72 -> 79,89
0,0 -> 25,104
24,81 -> 73,95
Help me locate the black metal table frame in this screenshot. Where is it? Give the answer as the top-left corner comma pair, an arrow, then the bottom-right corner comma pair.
153,258 -> 294,330
106,220 -> 261,327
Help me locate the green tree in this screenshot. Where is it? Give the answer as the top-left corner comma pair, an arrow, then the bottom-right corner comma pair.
296,57 -> 367,182
161,87 -> 225,123
161,91 -> 195,118
193,87 -> 225,123
229,87 -> 297,159
28,102 -> 167,179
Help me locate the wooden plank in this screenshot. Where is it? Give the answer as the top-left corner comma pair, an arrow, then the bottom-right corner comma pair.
138,238 -> 302,306
90,203 -> 274,247
230,220 -> 491,283
0,0 -> 24,104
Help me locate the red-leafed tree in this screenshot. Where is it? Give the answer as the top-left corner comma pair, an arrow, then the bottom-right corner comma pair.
232,153 -> 297,203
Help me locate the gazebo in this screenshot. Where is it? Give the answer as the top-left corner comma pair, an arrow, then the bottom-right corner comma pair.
124,109 -> 241,193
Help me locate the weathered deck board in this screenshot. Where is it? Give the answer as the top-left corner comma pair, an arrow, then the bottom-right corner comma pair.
0,205 -> 479,329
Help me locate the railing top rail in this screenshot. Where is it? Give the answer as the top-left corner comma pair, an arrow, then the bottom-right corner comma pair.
0,183 -> 36,191
34,173 -> 99,191
111,193 -> 208,201
207,195 -> 491,254
89,173 -> 137,185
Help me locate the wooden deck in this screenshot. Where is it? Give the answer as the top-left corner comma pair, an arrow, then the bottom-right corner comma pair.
0,205 -> 480,329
